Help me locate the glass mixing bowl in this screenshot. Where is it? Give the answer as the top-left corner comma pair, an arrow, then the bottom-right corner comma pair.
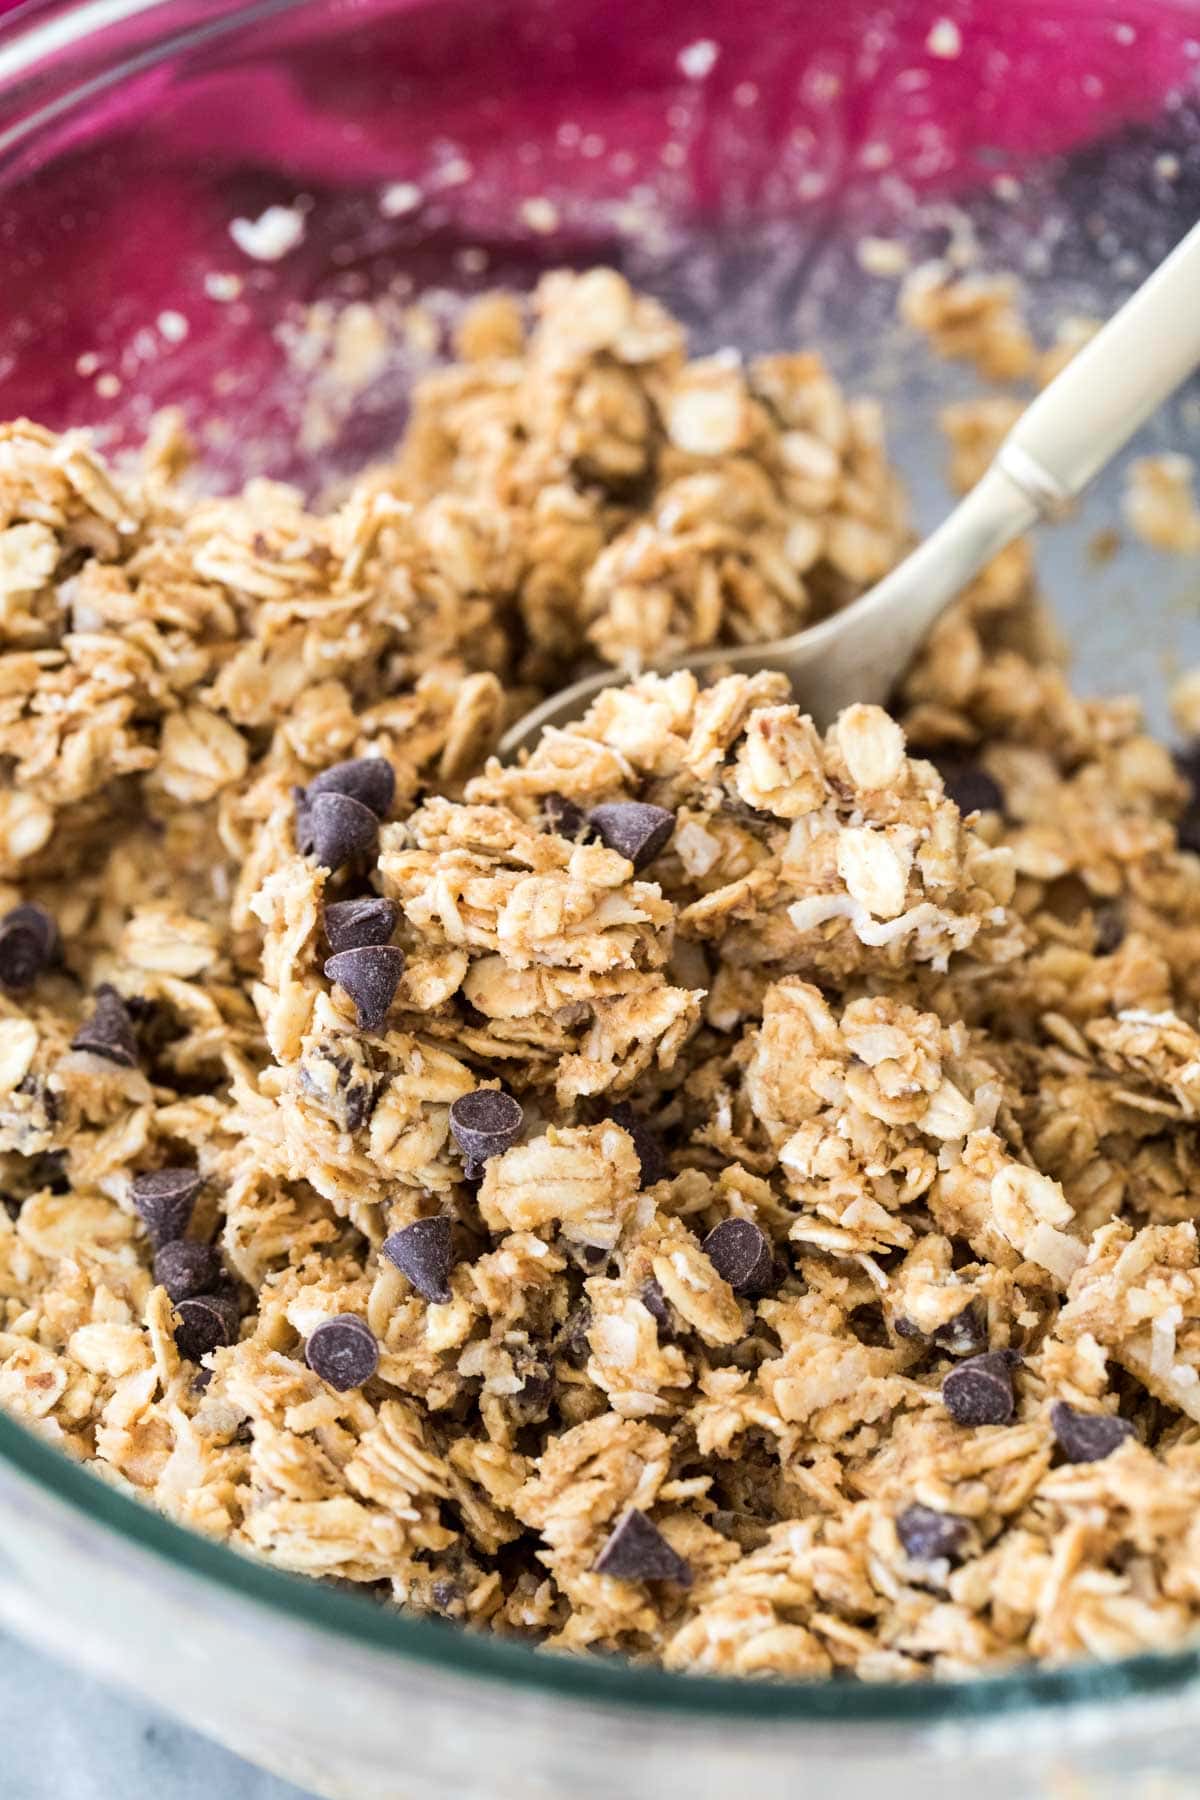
2,3 -> 1200,1795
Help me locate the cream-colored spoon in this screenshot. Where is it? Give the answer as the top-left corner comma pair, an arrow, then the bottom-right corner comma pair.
501,220 -> 1200,759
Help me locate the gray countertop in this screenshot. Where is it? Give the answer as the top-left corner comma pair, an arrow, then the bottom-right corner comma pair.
0,1628 -> 314,1800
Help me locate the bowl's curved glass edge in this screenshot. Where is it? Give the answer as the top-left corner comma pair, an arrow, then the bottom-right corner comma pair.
1,1405 -> 1197,1723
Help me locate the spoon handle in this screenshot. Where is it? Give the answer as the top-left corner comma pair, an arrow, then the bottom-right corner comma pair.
796,219 -> 1200,725
996,218 -> 1200,512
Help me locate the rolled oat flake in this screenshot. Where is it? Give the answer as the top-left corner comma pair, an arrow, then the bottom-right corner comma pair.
449,1088 -> 524,1176
895,1503 -> 970,1563
594,1508 -> 692,1585
1051,1401 -> 1134,1464
586,801 -> 675,871
0,903 -> 56,991
130,1166 -> 204,1245
307,756 -> 396,818
324,944 -> 406,1033
153,1240 -> 223,1304
304,791 -> 380,871
323,896 -> 399,955
174,1293 -> 239,1362
702,1217 -> 776,1295
305,1314 -> 379,1392
382,1215 -> 454,1304
942,1349 -> 1019,1427
71,984 -> 139,1066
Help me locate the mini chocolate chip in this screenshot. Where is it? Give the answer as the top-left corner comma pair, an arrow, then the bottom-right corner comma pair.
1050,1401 -> 1135,1464
641,1278 -> 672,1333
382,1215 -> 453,1304
509,1351 -> 555,1423
895,1503 -> 970,1563
542,792 -> 589,840
130,1166 -> 203,1245
449,1088 -> 524,1176
1093,902 -> 1126,956
323,896 -> 399,955
324,944 -> 406,1033
299,1046 -> 379,1133
586,801 -> 675,871
942,1349 -> 1018,1427
343,1080 -> 379,1133
893,1315 -> 925,1341
174,1293 -> 239,1362
305,1314 -> 379,1391
703,1217 -> 775,1295
71,985 -> 139,1066
307,757 -> 396,818
153,1240 -> 223,1303
937,759 -> 1004,818
304,792 -> 380,871
609,1101 -> 669,1186
933,1304 -> 989,1358
593,1508 -> 692,1585
4,902 -> 56,950
0,903 -> 56,992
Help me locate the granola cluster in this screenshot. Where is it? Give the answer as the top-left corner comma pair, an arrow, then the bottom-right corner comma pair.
2,269 -> 1200,1680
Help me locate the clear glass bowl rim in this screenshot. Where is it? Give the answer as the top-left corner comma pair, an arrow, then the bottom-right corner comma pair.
1,0 -> 1198,1726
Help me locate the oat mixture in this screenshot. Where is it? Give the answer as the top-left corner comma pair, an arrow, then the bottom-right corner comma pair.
3,267 -> 1200,1681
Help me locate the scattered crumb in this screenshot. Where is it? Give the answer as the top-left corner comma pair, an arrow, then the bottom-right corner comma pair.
677,39 -> 720,79
229,205 -> 307,263
1088,527 -> 1122,567
520,198 -> 561,236
380,182 -> 424,218
204,272 -> 244,303
926,17 -> 963,58
900,261 -> 1036,383
1123,454 -> 1200,554
856,237 -> 911,279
